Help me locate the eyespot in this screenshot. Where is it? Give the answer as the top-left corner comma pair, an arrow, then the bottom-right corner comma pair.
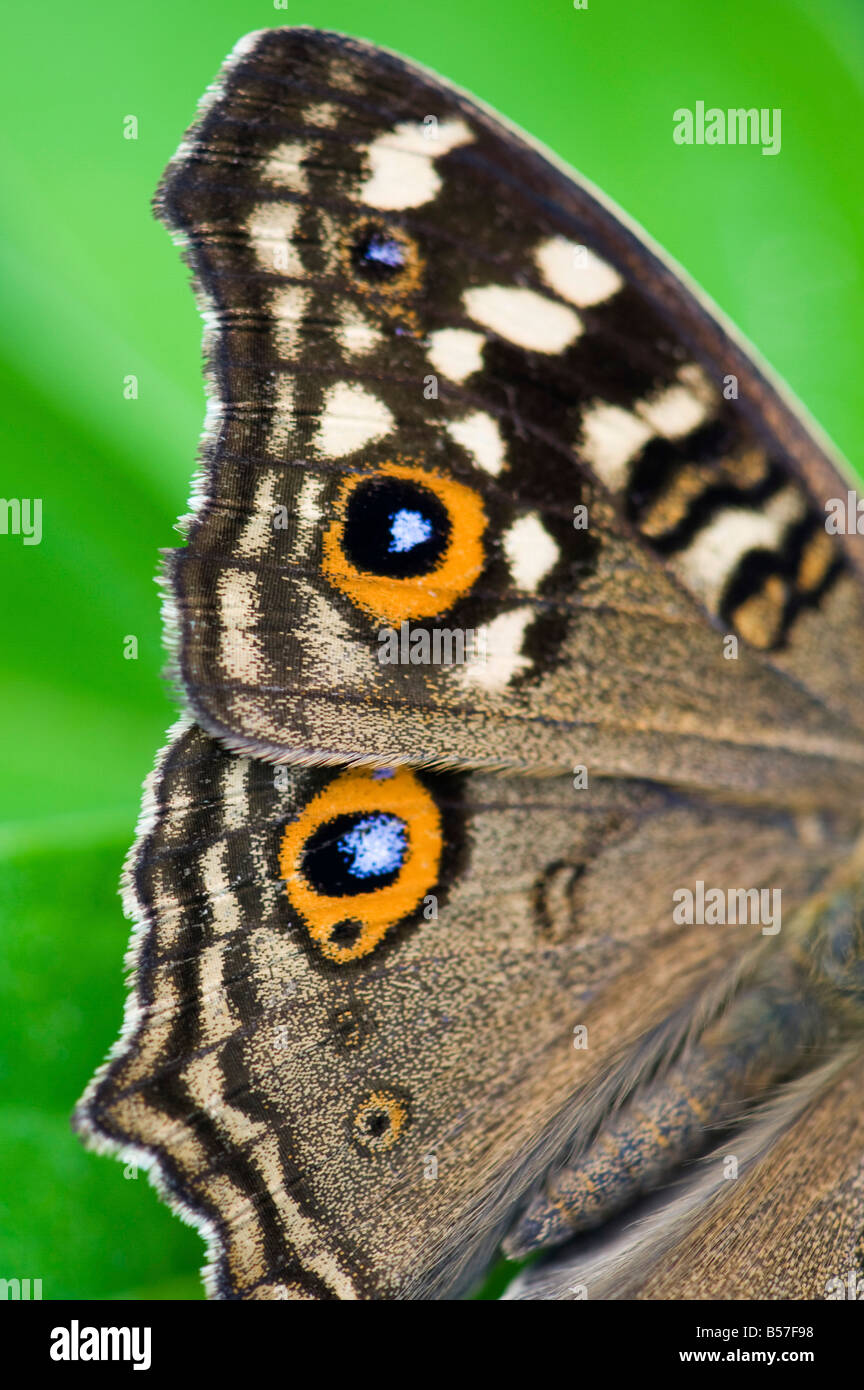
341,220 -> 423,304
322,461 -> 487,623
279,766 -> 443,962
352,1091 -> 409,1152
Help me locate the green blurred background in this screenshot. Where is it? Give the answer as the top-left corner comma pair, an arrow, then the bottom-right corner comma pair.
1,0 -> 862,1300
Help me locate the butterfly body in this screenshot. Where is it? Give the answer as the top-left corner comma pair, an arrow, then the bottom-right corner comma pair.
75,28 -> 864,1300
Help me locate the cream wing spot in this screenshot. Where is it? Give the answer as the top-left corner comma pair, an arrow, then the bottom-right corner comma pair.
217,569 -> 269,685
355,119 -> 472,209
579,402 -> 654,490
235,472 -> 281,560
335,303 -> 383,356
427,328 -> 485,382
292,474 -> 327,563
580,366 -> 717,491
637,366 -> 715,438
248,204 -> 303,276
463,284 -> 582,353
677,487 -> 807,611
271,285 -> 311,359
535,236 -> 623,307
502,514 -> 560,592
262,141 -> 309,193
268,378 -> 295,455
315,381 -> 395,458
221,759 -> 249,832
446,410 -> 507,476
459,606 -> 535,689
303,101 -> 339,128
200,842 -> 244,937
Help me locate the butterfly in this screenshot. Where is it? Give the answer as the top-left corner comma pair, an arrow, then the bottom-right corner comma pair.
74,27 -> 864,1300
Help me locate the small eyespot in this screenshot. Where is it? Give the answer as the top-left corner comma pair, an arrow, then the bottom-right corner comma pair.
322,461 -> 487,623
340,220 -> 424,311
279,767 -> 443,963
352,1091 -> 409,1152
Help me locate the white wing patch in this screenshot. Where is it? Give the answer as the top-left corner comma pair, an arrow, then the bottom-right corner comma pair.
248,204 -> 304,276
268,378 -> 295,455
292,474 -> 327,563
580,403 -> 654,490
271,285 -> 310,358
678,487 -> 806,610
302,102 -> 339,128
502,514 -> 560,592
315,381 -> 394,458
335,302 -> 383,356
221,759 -> 250,832
463,284 -> 582,353
355,118 -> 472,210
446,410 -> 507,476
427,327 -> 485,382
262,142 -> 310,194
235,472 -> 281,560
217,569 -> 269,686
637,366 -> 714,438
535,236 -> 623,307
580,366 -> 718,491
458,606 -> 535,689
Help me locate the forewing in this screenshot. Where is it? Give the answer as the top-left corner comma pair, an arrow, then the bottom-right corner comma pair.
158,27 -> 864,794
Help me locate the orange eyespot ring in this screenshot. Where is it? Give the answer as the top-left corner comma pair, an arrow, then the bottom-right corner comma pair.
321,461 -> 487,624
352,1091 -> 409,1152
279,766 -> 442,963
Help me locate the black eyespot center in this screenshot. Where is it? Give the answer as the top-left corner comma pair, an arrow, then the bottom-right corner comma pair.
342,477 -> 451,578
366,1110 -> 390,1137
301,810 -> 409,896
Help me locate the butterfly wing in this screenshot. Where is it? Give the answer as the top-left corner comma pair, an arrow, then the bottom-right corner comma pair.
158,27 -> 864,797
74,722 -> 863,1298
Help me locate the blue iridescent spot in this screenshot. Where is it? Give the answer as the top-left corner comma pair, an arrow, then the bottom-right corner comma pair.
388,508 -> 435,554
362,234 -> 405,269
337,814 -> 407,880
